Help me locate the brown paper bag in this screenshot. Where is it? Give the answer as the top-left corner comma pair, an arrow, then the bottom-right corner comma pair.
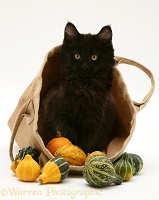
8,45 -> 155,173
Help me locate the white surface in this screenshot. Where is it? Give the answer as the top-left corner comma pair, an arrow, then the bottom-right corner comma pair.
0,0 -> 159,199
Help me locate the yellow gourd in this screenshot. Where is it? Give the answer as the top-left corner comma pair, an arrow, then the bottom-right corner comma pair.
54,144 -> 86,166
10,160 -> 21,173
16,154 -> 40,182
39,157 -> 69,184
86,151 -> 106,162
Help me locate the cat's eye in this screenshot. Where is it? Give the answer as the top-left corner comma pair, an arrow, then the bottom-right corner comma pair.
91,55 -> 98,61
74,54 -> 81,60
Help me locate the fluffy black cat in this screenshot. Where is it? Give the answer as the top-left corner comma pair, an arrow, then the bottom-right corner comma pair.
38,22 -> 116,154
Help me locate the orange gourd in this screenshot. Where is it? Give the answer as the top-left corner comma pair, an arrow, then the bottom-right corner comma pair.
46,132 -> 72,156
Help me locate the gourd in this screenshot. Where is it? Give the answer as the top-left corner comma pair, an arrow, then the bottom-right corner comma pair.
39,157 -> 69,184
86,151 -> 106,162
46,132 -> 72,156
15,146 -> 40,163
54,144 -> 86,166
113,152 -> 134,181
10,160 -> 21,173
129,153 -> 143,175
83,155 -> 123,187
16,154 -> 40,182
113,152 -> 143,176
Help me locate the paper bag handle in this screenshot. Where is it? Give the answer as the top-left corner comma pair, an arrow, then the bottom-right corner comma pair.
115,56 -> 155,112
9,99 -> 32,162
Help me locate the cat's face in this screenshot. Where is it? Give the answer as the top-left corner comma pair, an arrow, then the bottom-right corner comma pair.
61,22 -> 115,79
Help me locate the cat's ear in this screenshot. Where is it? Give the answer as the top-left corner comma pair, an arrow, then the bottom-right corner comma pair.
64,22 -> 80,42
97,25 -> 112,42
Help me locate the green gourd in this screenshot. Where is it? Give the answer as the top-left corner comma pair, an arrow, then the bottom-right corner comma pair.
113,152 -> 134,181
39,157 -> 69,184
129,153 -> 143,175
83,156 -> 123,187
15,146 -> 40,163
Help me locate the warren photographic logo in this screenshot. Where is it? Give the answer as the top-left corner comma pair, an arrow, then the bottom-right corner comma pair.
0,187 -> 102,199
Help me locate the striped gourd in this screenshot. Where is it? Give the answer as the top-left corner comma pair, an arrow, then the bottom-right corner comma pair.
113,153 -> 133,181
39,157 -> 69,184
129,153 -> 143,175
83,156 -> 123,187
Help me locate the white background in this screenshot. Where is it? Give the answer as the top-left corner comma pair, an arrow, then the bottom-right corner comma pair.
0,0 -> 159,199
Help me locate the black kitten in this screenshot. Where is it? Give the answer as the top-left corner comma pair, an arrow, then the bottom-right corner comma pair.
38,22 -> 116,154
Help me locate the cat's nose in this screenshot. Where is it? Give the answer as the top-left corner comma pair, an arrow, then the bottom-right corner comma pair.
82,62 -> 88,70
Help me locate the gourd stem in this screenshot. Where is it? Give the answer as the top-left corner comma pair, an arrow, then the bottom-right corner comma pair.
57,131 -> 61,137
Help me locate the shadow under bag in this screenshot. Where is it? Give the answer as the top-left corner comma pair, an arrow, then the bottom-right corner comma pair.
8,45 -> 155,173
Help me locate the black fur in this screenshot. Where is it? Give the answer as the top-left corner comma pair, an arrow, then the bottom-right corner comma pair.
38,22 -> 116,154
